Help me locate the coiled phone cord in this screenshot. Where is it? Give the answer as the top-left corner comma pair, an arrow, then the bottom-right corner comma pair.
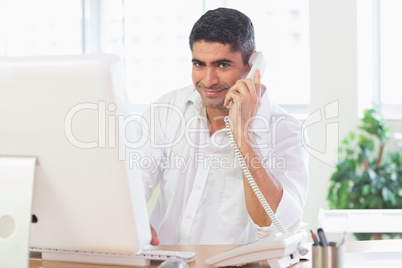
225,115 -> 309,256
224,115 -> 286,234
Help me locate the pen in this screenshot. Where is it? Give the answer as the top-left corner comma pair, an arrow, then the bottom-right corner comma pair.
310,229 -> 320,246
317,228 -> 329,247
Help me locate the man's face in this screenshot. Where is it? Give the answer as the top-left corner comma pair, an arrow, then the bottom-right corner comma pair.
191,41 -> 250,109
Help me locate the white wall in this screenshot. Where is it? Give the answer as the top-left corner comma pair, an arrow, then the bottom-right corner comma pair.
305,0 -> 402,237
304,0 -> 359,232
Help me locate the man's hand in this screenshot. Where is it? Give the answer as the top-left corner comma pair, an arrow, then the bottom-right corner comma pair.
150,225 -> 160,246
223,70 -> 262,150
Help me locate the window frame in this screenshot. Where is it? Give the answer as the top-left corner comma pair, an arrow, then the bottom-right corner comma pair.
358,0 -> 402,119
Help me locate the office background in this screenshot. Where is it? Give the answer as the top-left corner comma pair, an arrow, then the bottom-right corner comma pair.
2,0 -> 401,235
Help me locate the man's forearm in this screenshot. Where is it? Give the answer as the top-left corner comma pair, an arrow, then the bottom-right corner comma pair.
239,134 -> 283,227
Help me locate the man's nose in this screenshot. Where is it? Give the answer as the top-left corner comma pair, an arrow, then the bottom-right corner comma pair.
202,67 -> 219,88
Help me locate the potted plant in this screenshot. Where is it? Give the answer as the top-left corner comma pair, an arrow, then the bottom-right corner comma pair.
327,107 -> 402,240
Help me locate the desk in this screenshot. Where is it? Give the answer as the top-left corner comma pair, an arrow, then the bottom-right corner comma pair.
29,245 -> 311,268
29,240 -> 402,268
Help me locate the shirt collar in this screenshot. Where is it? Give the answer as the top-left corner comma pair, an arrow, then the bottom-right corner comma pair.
187,88 -> 207,117
188,88 -> 202,108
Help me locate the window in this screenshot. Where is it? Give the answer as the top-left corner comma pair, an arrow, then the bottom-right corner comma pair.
225,0 -> 310,115
358,0 -> 402,118
0,0 -> 82,56
1,0 -> 310,114
101,0 -> 203,108
379,0 -> 402,114
100,0 -> 310,114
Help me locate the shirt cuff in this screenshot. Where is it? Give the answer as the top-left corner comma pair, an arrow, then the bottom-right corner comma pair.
250,218 -> 273,239
250,188 -> 302,239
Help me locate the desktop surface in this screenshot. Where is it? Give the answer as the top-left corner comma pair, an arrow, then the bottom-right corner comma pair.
29,245 -> 311,268
29,240 -> 402,268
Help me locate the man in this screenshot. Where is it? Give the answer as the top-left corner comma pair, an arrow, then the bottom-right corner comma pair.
134,7 -> 309,245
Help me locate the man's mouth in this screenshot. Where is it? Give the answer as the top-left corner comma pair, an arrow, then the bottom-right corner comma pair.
202,88 -> 227,97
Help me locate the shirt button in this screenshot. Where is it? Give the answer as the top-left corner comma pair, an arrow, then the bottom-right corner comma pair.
196,185 -> 201,190
186,214 -> 192,219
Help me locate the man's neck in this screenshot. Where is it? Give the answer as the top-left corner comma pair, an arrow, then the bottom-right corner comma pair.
205,107 -> 229,136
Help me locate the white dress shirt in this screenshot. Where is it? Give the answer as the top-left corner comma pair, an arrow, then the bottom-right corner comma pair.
132,85 -> 309,245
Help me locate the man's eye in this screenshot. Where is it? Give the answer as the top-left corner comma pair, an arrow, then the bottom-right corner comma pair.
193,62 -> 204,68
218,63 -> 229,69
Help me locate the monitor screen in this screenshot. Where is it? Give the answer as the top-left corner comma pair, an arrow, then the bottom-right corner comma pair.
0,54 -> 151,255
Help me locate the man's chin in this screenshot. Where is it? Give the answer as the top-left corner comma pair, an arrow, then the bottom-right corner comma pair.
204,103 -> 227,110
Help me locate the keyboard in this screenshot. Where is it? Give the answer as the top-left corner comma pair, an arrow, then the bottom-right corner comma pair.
31,247 -> 196,266
137,248 -> 196,262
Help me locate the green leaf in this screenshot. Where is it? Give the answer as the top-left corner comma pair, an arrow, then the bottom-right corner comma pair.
362,184 -> 371,196
354,233 -> 373,240
358,135 -> 375,152
382,187 -> 391,201
327,185 -> 335,202
389,193 -> 397,207
398,153 -> 402,165
359,107 -> 390,142
398,188 -> 402,197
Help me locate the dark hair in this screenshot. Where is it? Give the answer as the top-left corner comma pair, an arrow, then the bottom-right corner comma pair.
189,8 -> 255,65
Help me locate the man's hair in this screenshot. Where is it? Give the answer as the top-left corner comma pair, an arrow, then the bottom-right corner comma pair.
189,8 -> 255,65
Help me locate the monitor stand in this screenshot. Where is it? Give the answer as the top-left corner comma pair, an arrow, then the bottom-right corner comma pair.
0,156 -> 36,268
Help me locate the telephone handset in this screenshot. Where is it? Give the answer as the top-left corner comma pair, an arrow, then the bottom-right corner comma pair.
211,52 -> 308,268
226,51 -> 267,110
246,51 -> 267,80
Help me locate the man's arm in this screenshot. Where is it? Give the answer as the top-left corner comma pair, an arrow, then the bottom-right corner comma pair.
224,70 -> 283,227
238,134 -> 283,227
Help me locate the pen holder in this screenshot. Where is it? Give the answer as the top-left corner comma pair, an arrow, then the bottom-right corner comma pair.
312,243 -> 344,268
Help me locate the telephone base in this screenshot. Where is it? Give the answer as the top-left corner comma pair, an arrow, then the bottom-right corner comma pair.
205,231 -> 306,268
266,253 -> 300,268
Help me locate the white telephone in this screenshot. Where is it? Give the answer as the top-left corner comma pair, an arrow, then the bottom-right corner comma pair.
206,52 -> 308,268
246,51 -> 267,80
226,51 -> 267,111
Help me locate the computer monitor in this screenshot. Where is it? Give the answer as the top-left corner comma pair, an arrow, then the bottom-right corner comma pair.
0,54 -> 151,263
